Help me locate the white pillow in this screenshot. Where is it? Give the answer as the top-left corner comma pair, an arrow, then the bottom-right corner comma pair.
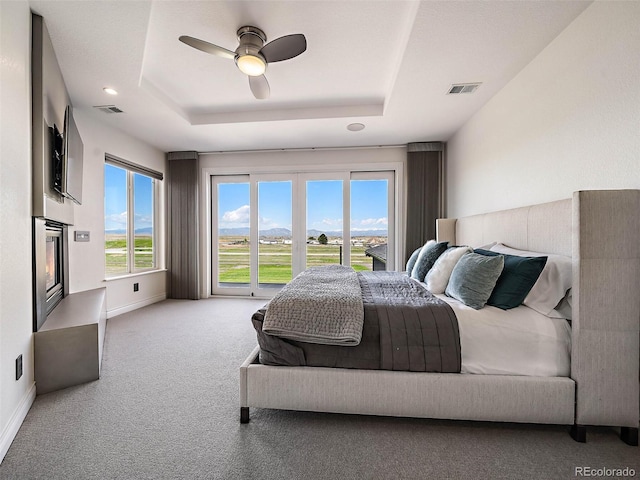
489,243 -> 572,317
425,246 -> 472,294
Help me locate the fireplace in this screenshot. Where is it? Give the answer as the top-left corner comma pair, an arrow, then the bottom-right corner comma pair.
33,218 -> 69,331
44,224 -> 64,312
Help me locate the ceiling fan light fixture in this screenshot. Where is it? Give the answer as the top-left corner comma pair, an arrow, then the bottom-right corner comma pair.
236,54 -> 266,76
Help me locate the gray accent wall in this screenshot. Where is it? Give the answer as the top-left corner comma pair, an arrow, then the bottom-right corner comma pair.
31,13 -> 74,225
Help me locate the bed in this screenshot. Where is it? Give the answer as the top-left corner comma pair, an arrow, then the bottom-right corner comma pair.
239,189 -> 639,445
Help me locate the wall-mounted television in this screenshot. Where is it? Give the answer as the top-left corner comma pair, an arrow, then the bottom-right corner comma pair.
52,105 -> 84,205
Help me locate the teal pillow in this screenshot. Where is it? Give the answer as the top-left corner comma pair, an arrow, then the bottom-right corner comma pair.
474,249 -> 547,310
410,241 -> 448,282
445,253 -> 504,309
405,247 -> 422,275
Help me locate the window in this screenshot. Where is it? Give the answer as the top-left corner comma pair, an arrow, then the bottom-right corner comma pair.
211,170 -> 394,296
104,155 -> 162,277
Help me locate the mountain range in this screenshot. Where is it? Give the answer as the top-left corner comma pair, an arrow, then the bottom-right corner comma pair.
218,227 -> 387,237
106,227 -> 387,237
105,227 -> 153,235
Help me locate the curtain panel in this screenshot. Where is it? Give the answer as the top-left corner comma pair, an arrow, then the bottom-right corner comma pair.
167,151 -> 200,299
405,142 -> 445,265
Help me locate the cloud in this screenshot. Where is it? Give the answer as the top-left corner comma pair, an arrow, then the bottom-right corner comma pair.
259,216 -> 291,229
258,216 -> 272,229
105,211 -> 154,231
105,211 -> 127,229
321,218 -> 343,227
222,205 -> 250,225
356,217 -> 388,227
134,213 -> 153,228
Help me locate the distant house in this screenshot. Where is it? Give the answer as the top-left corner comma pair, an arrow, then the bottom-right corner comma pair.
365,244 -> 387,271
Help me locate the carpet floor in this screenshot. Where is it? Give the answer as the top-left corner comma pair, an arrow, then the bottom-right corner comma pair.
0,298 -> 637,480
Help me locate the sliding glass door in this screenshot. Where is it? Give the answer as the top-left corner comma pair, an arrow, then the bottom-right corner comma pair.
212,176 -> 251,295
304,176 -> 346,269
211,170 -> 394,296
257,178 -> 293,291
350,172 -> 394,272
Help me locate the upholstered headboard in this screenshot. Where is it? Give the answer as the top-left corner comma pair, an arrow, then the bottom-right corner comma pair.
437,198 -> 571,256
437,190 -> 640,431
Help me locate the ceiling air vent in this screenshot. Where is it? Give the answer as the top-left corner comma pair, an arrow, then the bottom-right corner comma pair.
93,105 -> 124,114
447,83 -> 482,95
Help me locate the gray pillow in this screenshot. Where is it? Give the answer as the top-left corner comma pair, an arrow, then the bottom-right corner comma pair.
445,253 -> 504,309
405,247 -> 422,275
410,241 -> 449,282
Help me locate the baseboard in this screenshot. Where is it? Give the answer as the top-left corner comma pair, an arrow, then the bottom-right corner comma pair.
0,382 -> 36,464
106,293 -> 166,318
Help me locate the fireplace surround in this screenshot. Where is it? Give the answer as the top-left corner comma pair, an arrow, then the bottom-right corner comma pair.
32,216 -> 107,394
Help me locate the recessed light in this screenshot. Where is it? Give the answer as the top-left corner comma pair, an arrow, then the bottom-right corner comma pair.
347,123 -> 365,132
103,87 -> 118,95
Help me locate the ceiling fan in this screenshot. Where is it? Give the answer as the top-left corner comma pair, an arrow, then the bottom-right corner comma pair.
179,26 -> 307,100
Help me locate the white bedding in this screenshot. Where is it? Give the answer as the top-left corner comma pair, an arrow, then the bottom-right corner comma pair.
435,293 -> 572,377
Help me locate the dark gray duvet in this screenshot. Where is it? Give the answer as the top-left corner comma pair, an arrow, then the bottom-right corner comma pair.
252,271 -> 461,372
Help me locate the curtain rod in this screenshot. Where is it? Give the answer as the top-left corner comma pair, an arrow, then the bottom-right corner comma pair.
199,144 -> 407,155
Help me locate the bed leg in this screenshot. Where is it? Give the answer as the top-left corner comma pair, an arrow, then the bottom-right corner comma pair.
240,407 -> 250,424
570,424 -> 586,443
620,427 -> 638,446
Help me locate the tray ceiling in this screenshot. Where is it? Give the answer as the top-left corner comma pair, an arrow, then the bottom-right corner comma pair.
29,0 -> 591,152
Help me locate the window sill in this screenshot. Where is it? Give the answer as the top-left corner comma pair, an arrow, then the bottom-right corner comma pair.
103,269 -> 167,282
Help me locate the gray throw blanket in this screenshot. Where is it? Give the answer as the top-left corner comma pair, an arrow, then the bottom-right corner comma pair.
262,265 -> 364,345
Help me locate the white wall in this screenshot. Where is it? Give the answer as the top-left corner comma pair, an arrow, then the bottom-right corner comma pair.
446,1 -> 640,218
70,111 -> 167,317
199,147 -> 406,171
0,1 -> 37,462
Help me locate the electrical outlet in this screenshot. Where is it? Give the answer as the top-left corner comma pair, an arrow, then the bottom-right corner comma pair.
133,282 -> 139,292
16,355 -> 23,381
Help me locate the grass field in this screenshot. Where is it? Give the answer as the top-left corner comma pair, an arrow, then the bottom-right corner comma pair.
217,236 -> 384,284
106,234 -> 386,283
105,235 -> 154,275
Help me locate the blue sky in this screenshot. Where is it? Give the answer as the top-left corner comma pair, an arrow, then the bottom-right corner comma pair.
218,179 -> 388,234
105,171 -> 388,234
104,164 -> 154,232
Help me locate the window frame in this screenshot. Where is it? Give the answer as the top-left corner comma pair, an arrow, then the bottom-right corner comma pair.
206,165 -> 400,298
104,155 -> 162,278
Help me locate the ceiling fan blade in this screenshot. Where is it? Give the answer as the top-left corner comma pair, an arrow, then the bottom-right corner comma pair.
249,75 -> 270,100
178,35 -> 236,60
259,34 -> 306,63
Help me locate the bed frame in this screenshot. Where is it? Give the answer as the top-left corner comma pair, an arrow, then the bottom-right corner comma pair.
240,190 -> 639,445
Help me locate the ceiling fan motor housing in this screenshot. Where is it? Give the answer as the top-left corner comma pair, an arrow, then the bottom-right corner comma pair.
235,26 -> 267,60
